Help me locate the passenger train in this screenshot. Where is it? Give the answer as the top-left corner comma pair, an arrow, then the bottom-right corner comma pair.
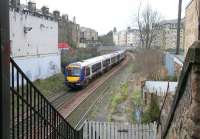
64,50 -> 126,88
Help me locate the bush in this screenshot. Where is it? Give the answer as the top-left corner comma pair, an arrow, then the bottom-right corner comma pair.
164,75 -> 177,81
142,95 -> 160,123
134,48 -> 164,80
34,73 -> 68,97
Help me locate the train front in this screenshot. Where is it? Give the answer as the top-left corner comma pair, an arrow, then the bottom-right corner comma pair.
65,64 -> 84,88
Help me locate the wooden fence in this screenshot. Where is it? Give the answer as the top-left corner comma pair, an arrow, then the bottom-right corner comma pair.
83,121 -> 157,139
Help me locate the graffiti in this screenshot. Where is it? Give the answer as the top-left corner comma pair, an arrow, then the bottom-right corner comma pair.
49,61 -> 58,74
26,70 -> 32,80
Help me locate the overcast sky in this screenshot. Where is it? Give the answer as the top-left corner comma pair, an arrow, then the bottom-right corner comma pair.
21,0 -> 191,35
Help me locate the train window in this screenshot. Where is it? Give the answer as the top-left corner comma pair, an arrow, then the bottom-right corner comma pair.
117,55 -> 120,60
85,67 -> 90,76
67,67 -> 81,76
111,57 -> 115,63
99,63 -> 102,69
103,60 -> 107,67
107,59 -> 110,64
92,64 -> 97,73
92,62 -> 101,73
103,59 -> 110,67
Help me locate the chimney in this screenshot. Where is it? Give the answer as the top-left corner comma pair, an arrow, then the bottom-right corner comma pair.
41,6 -> 49,15
53,10 -> 60,20
73,16 -> 76,23
28,1 -> 36,12
10,0 -> 20,8
62,14 -> 68,21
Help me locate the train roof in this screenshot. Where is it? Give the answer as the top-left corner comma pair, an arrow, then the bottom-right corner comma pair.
68,50 -> 125,67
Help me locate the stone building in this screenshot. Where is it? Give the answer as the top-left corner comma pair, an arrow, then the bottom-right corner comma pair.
113,28 -> 119,46
9,1 -> 61,81
117,30 -> 127,46
80,27 -> 98,43
56,12 -> 80,48
184,0 -> 200,55
152,19 -> 184,49
127,29 -> 140,47
113,27 -> 140,47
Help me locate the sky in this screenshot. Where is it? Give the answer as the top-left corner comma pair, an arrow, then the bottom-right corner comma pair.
21,0 -> 191,35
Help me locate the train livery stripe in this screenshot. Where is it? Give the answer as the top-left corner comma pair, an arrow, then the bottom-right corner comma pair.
67,76 -> 80,83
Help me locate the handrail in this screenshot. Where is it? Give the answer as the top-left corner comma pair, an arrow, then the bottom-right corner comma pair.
10,57 -> 83,139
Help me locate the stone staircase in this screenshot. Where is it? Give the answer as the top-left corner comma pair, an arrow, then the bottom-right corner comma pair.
83,121 -> 157,139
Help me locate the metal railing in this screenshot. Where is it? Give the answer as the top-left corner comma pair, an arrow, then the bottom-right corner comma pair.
10,58 -> 83,139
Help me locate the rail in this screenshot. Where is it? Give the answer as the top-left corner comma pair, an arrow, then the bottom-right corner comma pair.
10,57 -> 83,139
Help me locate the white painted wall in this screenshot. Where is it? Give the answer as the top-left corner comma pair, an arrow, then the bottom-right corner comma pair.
10,9 -> 59,57
9,9 -> 61,81
13,54 -> 61,81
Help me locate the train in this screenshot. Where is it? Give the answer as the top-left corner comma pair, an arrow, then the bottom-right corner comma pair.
64,50 -> 126,88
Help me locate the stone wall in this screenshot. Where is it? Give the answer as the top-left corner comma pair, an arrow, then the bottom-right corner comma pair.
162,41 -> 200,139
174,61 -> 183,78
184,0 -> 199,55
165,71 -> 192,139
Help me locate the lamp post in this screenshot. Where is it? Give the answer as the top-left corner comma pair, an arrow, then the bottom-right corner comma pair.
176,0 -> 182,55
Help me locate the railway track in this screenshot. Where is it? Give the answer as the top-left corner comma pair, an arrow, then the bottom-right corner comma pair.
57,53 -> 132,128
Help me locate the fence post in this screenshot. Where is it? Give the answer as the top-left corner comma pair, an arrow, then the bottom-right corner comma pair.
0,0 -> 10,138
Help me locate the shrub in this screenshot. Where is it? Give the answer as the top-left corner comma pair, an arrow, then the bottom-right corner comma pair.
142,95 -> 160,123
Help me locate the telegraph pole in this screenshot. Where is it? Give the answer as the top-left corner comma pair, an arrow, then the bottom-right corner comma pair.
0,0 -> 10,138
176,0 -> 182,55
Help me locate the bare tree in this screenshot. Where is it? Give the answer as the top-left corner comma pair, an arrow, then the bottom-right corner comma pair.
137,3 -> 161,49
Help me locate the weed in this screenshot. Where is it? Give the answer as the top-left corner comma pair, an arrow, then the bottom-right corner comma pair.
34,73 -> 68,97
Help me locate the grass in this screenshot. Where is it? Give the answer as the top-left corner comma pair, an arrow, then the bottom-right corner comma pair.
129,90 -> 142,123
108,83 -> 129,121
131,90 -> 142,106
34,73 -> 68,97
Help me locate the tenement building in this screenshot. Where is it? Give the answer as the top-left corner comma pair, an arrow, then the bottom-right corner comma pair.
113,27 -> 140,47
80,27 -> 98,43
9,1 -> 61,81
79,27 -> 99,47
152,19 -> 184,50
56,12 -> 80,48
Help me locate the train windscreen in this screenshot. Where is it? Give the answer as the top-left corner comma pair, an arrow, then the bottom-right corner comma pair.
67,67 -> 81,77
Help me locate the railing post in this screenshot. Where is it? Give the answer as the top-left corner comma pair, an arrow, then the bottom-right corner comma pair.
0,0 -> 10,138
